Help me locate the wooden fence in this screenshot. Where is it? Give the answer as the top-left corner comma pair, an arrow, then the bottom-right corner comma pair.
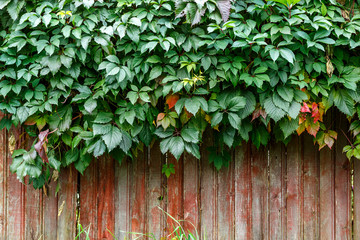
0,117 -> 359,240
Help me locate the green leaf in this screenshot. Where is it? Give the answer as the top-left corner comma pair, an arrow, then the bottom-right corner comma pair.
65,149 -> 79,166
102,126 -> 123,152
17,106 -> 29,124
149,66 -> 162,80
264,97 -> 286,122
84,98 -> 97,114
279,117 -> 298,139
169,136 -> 184,160
94,112 -> 113,124
181,128 -> 199,143
279,48 -> 295,64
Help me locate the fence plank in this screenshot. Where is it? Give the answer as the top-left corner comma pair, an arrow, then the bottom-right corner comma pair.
80,160 -> 97,239
183,152 -> 199,236
115,158 -> 131,239
166,154 -> 183,237
334,117 -> 351,239
269,143 -> 284,240
217,151 -> 235,240
0,129 -> 6,239
42,177 -> 58,240
200,132 -> 216,240
147,143 -> 164,239
251,145 -> 268,240
131,149 -> 147,236
303,134 -> 319,240
6,143 -> 25,240
97,157 -> 115,239
235,144 -> 251,239
286,137 -> 302,240
57,166 -> 77,240
25,185 -> 42,240
354,158 -> 360,240
319,145 -> 335,240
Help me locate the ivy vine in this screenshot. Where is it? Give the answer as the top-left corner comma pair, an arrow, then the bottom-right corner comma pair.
1,0 -> 360,188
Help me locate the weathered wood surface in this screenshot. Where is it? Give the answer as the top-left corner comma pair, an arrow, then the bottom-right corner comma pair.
0,126 -> 356,239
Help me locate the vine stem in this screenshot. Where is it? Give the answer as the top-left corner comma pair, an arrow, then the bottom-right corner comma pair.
341,128 -> 354,148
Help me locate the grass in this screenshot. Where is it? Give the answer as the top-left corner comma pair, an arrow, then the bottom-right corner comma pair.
75,206 -> 200,240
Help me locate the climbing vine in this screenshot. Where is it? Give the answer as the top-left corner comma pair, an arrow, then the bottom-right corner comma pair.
1,0 -> 360,188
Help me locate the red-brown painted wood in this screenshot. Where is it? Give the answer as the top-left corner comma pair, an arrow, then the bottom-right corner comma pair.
319,144 -> 335,240
334,117 -> 351,239
166,154 -> 183,237
182,152 -> 199,237
234,144 -> 251,240
269,143 -> 284,240
303,134 -> 319,239
251,145 -> 268,239
286,137 -> 302,240
147,143 -> 164,239
354,158 -> 360,240
200,132 -> 216,240
217,150 -> 235,240
0,129 -> 6,239
131,149 -> 147,237
57,166 -> 77,240
25,184 -> 42,240
114,158 -> 131,239
80,159 -> 97,239
97,156 -> 115,239
42,177 -> 58,240
6,138 -> 25,240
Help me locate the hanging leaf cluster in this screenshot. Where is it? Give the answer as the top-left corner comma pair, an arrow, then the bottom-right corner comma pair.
1,0 -> 360,187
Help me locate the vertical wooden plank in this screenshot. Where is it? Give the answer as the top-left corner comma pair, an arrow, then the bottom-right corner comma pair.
6,133 -> 25,239
234,143 -> 251,240
79,160 -> 97,239
286,137 -> 302,240
25,185 -> 42,240
183,152 -> 199,236
131,149 -> 147,236
200,132 -> 216,240
0,127 -> 6,239
334,117 -> 351,239
217,150 -> 235,240
147,143 -> 164,239
166,154 -> 183,237
97,156 -> 115,239
269,143 -> 284,240
319,113 -> 335,240
303,134 -> 319,239
115,158 -> 131,240
251,145 -> 268,240
42,177 -> 58,240
57,166 -> 77,240
354,158 -> 360,240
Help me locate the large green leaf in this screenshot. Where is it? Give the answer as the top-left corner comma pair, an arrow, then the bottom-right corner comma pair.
102,126 -> 123,152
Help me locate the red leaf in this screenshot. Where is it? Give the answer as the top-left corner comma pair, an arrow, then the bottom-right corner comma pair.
300,102 -> 311,113
306,120 -> 320,137
157,113 -> 165,121
34,129 -> 56,163
166,94 -> 179,109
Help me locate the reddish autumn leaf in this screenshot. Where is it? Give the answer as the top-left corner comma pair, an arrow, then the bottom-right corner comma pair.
34,129 -> 50,163
156,113 -> 165,126
300,102 -> 311,113
24,115 -> 37,126
251,108 -> 267,122
324,133 -> 335,149
296,121 -> 306,135
166,94 -> 179,109
306,120 -> 320,137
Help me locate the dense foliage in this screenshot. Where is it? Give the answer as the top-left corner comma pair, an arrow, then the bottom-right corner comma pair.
1,0 -> 360,187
